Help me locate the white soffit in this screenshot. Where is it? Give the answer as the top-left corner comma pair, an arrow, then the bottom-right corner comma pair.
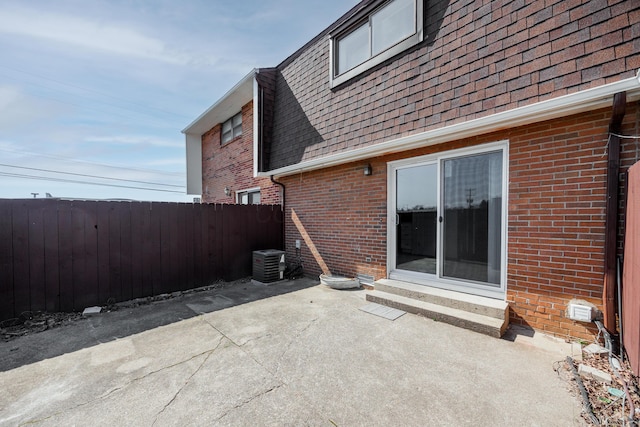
261,70 -> 640,178
182,69 -> 256,136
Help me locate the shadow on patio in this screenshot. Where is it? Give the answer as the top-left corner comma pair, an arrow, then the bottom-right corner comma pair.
0,277 -> 318,372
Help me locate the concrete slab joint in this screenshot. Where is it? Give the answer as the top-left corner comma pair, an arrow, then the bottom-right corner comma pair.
152,339 -> 223,425
0,281 -> 586,426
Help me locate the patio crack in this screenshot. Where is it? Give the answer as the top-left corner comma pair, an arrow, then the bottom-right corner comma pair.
18,337 -> 225,426
202,315 -> 318,380
213,383 -> 284,423
237,333 -> 273,347
202,318 -> 283,379
151,337 -> 224,425
274,317 -> 318,376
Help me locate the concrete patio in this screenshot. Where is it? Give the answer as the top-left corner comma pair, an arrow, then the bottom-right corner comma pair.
0,278 -> 585,426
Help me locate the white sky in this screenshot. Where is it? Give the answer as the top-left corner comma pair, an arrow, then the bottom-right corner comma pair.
0,0 -> 357,201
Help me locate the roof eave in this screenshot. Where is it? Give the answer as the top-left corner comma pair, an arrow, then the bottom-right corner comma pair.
182,69 -> 257,136
259,70 -> 640,179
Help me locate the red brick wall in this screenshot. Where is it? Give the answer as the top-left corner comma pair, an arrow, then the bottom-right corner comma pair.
201,101 -> 281,204
281,102 -> 639,340
269,0 -> 639,169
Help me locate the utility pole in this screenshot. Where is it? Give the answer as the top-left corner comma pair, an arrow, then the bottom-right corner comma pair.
466,188 -> 475,207
31,193 -> 39,198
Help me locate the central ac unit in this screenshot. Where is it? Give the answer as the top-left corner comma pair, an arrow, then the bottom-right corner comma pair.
252,249 -> 286,283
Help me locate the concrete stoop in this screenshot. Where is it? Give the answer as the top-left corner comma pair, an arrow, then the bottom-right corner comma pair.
367,279 -> 509,338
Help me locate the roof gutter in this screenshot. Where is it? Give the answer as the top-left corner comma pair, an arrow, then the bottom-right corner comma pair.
259,70 -> 640,178
181,69 -> 257,135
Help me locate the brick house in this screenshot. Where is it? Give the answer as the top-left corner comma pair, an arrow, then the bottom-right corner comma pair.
184,0 -> 640,340
183,72 -> 282,204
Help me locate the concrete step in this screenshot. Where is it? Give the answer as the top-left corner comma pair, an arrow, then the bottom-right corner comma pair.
367,290 -> 509,338
374,278 -> 507,320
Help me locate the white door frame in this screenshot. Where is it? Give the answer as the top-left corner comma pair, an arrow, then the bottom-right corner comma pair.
386,140 -> 509,299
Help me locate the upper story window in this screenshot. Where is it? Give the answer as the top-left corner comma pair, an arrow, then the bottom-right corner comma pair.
221,112 -> 242,144
237,188 -> 261,205
330,0 -> 423,88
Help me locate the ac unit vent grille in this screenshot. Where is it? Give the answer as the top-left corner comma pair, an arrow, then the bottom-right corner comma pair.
253,249 -> 285,283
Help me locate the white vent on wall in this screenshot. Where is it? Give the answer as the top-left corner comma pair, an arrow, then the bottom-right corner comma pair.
568,303 -> 594,322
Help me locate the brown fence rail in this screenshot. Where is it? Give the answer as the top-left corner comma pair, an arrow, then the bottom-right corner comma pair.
0,199 -> 283,321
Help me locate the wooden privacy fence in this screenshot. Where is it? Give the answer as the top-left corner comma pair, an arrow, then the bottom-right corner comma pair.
0,199 -> 283,321
623,162 -> 640,374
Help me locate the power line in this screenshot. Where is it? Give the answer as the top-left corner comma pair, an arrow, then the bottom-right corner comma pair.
0,146 -> 184,177
0,172 -> 185,194
0,163 -> 183,188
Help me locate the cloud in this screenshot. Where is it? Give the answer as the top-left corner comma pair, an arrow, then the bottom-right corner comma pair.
143,157 -> 186,167
0,0 -> 358,203
84,135 -> 183,148
0,85 -> 65,130
0,5 -> 214,66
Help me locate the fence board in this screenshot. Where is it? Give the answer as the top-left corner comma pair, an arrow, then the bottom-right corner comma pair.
137,202 -> 151,297
221,205 -> 233,281
623,163 -> 640,374
129,203 -> 144,299
0,200 -> 283,320
212,204 -> 223,281
158,203 -> 173,295
183,204 -> 195,290
28,201 -> 46,313
174,204 -> 187,291
57,202 -> 74,312
43,201 -> 60,312
204,204 -> 216,283
0,200 -> 14,319
148,202 -> 162,297
191,203 -> 204,288
108,203 -> 123,303
96,202 -> 110,304
233,205 -> 251,279
12,201 -> 31,316
71,203 -> 87,311
84,202 -> 99,308
119,202 -> 133,302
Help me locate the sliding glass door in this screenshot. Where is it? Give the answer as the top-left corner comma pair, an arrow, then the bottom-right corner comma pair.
441,151 -> 503,285
389,144 -> 506,297
395,163 -> 438,274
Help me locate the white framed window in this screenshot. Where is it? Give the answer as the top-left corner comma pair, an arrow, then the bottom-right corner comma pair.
330,0 -> 423,87
221,112 -> 242,144
236,187 -> 261,205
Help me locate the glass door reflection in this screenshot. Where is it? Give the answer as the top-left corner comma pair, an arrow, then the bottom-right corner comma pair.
441,151 -> 502,285
395,163 -> 438,274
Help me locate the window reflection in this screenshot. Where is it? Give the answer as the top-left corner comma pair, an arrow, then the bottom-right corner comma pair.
442,151 -> 502,285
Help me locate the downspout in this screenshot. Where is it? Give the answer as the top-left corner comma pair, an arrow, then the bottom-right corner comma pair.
603,91 -> 626,333
255,72 -> 286,250
270,175 -> 286,249
259,82 -> 265,172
